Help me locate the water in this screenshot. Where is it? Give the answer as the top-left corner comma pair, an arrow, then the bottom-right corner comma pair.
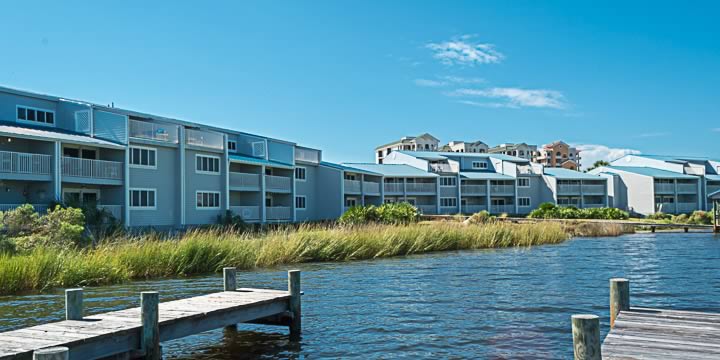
1,232 -> 719,359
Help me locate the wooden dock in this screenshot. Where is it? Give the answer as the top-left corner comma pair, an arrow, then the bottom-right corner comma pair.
0,268 -> 301,360
572,278 -> 720,359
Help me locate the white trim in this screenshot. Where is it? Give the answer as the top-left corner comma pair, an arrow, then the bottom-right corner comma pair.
295,166 -> 307,182
517,177 -> 530,188
194,154 -> 221,175
129,188 -> 157,210
129,145 -> 158,169
195,190 -> 222,210
16,104 -> 56,127
518,197 -> 531,207
295,195 -> 307,210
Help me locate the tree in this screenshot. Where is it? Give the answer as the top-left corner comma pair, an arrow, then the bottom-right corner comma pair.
585,160 -> 610,172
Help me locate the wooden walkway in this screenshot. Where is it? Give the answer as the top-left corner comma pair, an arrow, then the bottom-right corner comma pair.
0,268 -> 301,360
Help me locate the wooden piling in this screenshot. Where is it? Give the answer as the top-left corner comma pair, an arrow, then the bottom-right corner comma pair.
288,270 -> 301,339
610,278 -> 630,328
571,314 -> 601,360
223,267 -> 237,291
33,347 -> 69,360
651,226 -> 656,233
140,292 -> 160,360
65,289 -> 83,321
684,227 -> 689,233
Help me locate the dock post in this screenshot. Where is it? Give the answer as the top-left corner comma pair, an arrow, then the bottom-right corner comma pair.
223,267 -> 237,291
288,270 -> 301,339
33,347 -> 69,360
651,226 -> 656,233
65,288 -> 83,320
571,314 -> 601,360
141,292 -> 160,360
610,278 -> 630,328
684,227 -> 689,233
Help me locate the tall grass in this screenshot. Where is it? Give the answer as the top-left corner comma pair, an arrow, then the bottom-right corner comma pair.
0,222 -> 568,295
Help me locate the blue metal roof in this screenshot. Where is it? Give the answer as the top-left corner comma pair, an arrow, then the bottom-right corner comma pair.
706,174 -> 720,181
229,154 -> 293,169
606,166 -> 698,179
396,150 -> 529,163
341,163 -> 439,177
0,124 -> 125,148
637,154 -> 720,163
460,172 -> 515,180
321,161 -> 382,175
544,168 -> 606,180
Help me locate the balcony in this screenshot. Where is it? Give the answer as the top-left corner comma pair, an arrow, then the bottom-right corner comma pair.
430,163 -> 454,173
344,179 -> 361,193
557,184 -> 581,194
62,157 -> 123,183
461,184 -> 486,195
654,183 -> 675,194
490,184 -> 514,195
406,183 -> 436,194
0,151 -> 52,179
266,206 -> 292,221
417,205 -> 436,214
129,119 -> 179,143
384,183 -> 404,194
230,205 -> 261,221
490,204 -> 515,214
230,172 -> 261,190
677,183 -> 698,194
0,204 -> 49,213
582,184 -> 606,195
363,181 -> 381,195
265,175 -> 291,193
676,202 -> 697,213
186,129 -> 224,150
295,148 -> 320,164
462,205 -> 487,214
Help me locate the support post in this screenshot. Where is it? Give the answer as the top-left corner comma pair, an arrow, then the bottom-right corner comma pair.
651,226 -> 656,233
65,288 -> 83,320
141,292 -> 160,360
33,347 -> 69,360
223,267 -> 237,291
288,270 -> 301,339
571,314 -> 601,360
610,278 -> 630,327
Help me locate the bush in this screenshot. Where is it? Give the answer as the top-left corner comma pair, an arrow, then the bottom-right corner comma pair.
339,203 -> 418,225
528,202 -> 629,220
466,210 -> 493,224
647,212 -> 672,221
14,206 -> 87,252
217,210 -> 248,229
0,236 -> 15,255
688,211 -> 712,225
2,204 -> 41,237
671,214 -> 689,223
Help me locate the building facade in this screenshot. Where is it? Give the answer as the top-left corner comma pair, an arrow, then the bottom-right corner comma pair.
536,141 -> 581,170
441,140 -> 489,153
487,143 -> 537,161
374,133 -> 439,164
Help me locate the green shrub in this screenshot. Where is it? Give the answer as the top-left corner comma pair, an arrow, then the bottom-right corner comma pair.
688,210 -> 712,225
0,236 -> 15,255
2,204 -> 41,237
467,210 -> 493,224
528,202 -> 629,220
647,212 -> 672,221
339,203 -> 418,225
13,206 -> 86,252
671,214 -> 689,223
217,210 -> 248,230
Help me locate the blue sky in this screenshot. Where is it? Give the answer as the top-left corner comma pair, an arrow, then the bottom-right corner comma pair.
1,1 -> 718,166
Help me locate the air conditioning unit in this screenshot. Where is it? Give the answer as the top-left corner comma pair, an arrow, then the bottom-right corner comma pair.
74,110 -> 91,134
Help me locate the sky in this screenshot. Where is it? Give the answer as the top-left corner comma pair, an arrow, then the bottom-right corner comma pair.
1,0 -> 718,168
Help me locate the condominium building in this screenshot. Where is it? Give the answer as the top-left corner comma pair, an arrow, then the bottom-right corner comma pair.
487,143 -> 537,161
440,140 -> 489,153
535,141 -> 581,170
374,133 -> 439,164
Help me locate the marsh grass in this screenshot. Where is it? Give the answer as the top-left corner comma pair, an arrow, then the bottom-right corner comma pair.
562,221 -> 635,237
0,222 -> 569,295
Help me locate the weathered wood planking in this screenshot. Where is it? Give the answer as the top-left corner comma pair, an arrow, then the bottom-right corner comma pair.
602,307 -> 720,360
0,288 -> 292,360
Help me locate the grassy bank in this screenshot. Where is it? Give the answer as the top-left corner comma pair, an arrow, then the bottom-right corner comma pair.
0,222 -> 568,295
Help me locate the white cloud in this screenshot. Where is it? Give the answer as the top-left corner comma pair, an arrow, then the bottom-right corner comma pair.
634,132 -> 669,138
449,87 -> 567,109
414,79 -> 447,87
574,144 -> 641,170
455,100 -> 510,108
426,35 -> 504,66
414,76 -> 486,88
440,75 -> 486,84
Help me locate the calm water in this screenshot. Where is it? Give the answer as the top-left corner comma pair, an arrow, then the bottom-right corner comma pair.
1,232 -> 719,359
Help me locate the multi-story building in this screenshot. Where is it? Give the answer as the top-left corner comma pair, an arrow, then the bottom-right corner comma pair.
440,140 -> 489,154
374,133 -> 439,164
487,143 -> 537,161
535,141 -> 581,170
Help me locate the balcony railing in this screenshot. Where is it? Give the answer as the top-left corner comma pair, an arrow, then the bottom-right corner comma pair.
406,183 -> 436,193
461,184 -> 486,195
582,184 -> 606,195
129,119 -> 179,143
430,163 -> 454,173
265,175 -> 291,192
295,148 -> 320,164
384,183 -> 403,193
417,205 -> 436,214
677,183 -> 697,193
230,205 -> 261,221
98,205 -> 123,220
186,129 -> 224,150
344,179 -> 361,193
230,172 -> 261,189
62,157 -> 123,180
654,183 -> 675,193
0,204 -> 49,213
676,202 -> 697,213
462,205 -> 487,214
266,206 -> 292,221
490,204 -> 515,214
557,184 -> 581,194
363,181 -> 380,194
490,184 -> 514,194
0,151 -> 52,175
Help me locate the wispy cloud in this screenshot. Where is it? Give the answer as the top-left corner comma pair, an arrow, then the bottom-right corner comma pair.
634,132 -> 669,138
449,87 -> 567,109
414,79 -> 447,87
414,75 -> 486,88
455,100 -> 509,108
426,35 -> 504,66
712,128 -> 720,132
574,144 -> 641,169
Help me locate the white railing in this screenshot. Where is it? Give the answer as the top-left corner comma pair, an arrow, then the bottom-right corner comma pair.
295,148 -> 320,164
0,151 -> 52,175
582,184 -> 606,195
654,183 -> 675,193
417,205 -> 436,214
266,206 -> 292,220
490,204 -> 515,214
129,119 -> 179,143
98,205 -> 123,220
0,204 -> 49,213
186,129 -> 224,150
230,206 -> 260,221
490,184 -> 514,194
583,203 -> 605,208
463,205 -> 488,214
557,184 -> 581,194
406,183 -> 436,193
230,172 -> 261,189
461,184 -> 486,195
363,181 -> 380,194
265,175 -> 291,192
677,183 -> 697,193
384,183 -> 404,193
430,163 -> 454,173
344,180 -> 361,193
684,166 -> 705,176
62,157 -> 123,180
676,203 -> 697,213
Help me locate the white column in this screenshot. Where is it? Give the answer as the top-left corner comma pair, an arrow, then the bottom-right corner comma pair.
124,146 -> 130,227
457,174 -> 462,213
224,135 -> 230,211
514,179 -> 519,214
674,179 -> 679,214
291,166 -> 297,222
380,176 -> 385,204
54,141 -> 62,202
261,165 -> 267,223
403,178 -> 407,202
435,177 -> 441,214
179,127 -> 186,226
360,174 -> 365,206
339,170 -> 345,214
486,180 -> 491,212
580,180 -> 585,209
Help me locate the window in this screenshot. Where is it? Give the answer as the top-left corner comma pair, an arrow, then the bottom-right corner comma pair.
345,198 -> 357,207
295,196 -> 306,209
196,155 -> 220,174
129,189 -> 156,209
440,197 -> 457,207
17,105 -> 55,126
295,167 -> 306,181
472,161 -> 488,169
345,173 -> 356,181
440,177 -> 456,186
518,197 -> 531,207
377,150 -> 382,157
196,191 -> 221,209
130,146 -> 157,168
517,178 -> 530,187
227,140 -> 237,151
